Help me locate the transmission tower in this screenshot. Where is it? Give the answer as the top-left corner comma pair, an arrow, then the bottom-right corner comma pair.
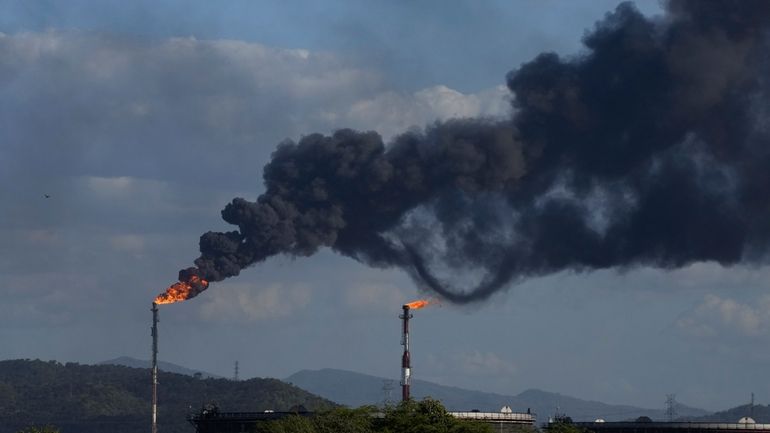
665,394 -> 678,421
233,361 -> 239,381
382,379 -> 395,406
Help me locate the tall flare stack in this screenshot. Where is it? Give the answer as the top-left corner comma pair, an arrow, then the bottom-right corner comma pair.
151,302 -> 159,433
399,304 -> 412,402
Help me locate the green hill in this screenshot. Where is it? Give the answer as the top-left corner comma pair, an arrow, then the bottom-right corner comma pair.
0,359 -> 334,433
688,403 -> 770,423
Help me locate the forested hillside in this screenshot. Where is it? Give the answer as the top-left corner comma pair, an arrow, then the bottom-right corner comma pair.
689,404 -> 770,423
0,359 -> 334,433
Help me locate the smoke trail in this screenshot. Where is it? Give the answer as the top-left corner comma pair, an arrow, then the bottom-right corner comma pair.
181,0 -> 770,303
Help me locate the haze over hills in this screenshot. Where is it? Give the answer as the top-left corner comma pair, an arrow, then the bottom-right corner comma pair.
284,368 -> 710,422
99,356 -> 222,379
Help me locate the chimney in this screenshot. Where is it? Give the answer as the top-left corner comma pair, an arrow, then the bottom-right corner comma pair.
151,302 -> 159,433
400,304 -> 412,402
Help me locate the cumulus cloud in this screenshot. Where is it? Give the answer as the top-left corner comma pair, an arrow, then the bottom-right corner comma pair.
667,262 -> 770,292
0,30 -> 508,188
676,294 -> 770,338
338,85 -> 510,140
0,30 -> 383,188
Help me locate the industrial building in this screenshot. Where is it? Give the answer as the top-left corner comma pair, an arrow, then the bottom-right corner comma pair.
189,407 -> 313,433
189,405 -> 535,433
451,409 -> 536,433
569,418 -> 770,433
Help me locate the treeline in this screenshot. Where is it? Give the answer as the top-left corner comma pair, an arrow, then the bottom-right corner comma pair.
254,399 -> 495,433
17,399 -> 513,433
0,359 -> 334,433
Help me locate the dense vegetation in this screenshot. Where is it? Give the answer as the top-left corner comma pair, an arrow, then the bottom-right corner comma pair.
257,399 -> 494,433
0,359 -> 334,433
544,421 -> 589,433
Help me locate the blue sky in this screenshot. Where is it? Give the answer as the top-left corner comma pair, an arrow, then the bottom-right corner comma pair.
3,0 -> 769,414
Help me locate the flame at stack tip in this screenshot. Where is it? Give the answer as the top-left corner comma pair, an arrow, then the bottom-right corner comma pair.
153,275 -> 209,305
403,299 -> 432,310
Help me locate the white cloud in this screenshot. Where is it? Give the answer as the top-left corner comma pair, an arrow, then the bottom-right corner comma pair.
0,31 -> 384,187
81,175 -> 175,205
676,294 -> 770,338
85,176 -> 137,195
1,30 -> 514,191
198,282 -> 312,322
65,175 -> 228,226
668,262 -> 770,291
340,85 -> 511,141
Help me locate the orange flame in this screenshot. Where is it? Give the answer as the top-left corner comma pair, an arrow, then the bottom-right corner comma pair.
403,299 -> 432,310
154,275 -> 209,305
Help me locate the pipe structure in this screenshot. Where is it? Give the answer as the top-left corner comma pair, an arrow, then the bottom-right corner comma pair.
151,302 -> 159,433
399,305 -> 412,402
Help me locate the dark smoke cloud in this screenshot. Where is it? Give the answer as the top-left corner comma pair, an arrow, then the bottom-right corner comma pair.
182,0 -> 770,303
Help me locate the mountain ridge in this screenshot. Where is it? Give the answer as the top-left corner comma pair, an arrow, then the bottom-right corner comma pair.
99,356 -> 222,379
689,403 -> 770,423
284,368 -> 710,422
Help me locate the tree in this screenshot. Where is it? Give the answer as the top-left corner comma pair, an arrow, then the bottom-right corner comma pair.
547,421 -> 589,433
258,415 -> 316,433
313,406 -> 376,433
381,398 -> 492,433
257,399 -> 493,433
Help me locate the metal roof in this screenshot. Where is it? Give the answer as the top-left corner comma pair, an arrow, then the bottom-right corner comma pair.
450,411 -> 535,423
574,422 -> 770,431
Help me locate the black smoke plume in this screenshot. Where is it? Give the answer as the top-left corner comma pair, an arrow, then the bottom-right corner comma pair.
181,0 -> 770,303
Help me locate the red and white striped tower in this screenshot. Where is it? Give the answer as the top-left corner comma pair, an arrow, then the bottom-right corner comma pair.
399,304 -> 412,402
151,303 -> 159,433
